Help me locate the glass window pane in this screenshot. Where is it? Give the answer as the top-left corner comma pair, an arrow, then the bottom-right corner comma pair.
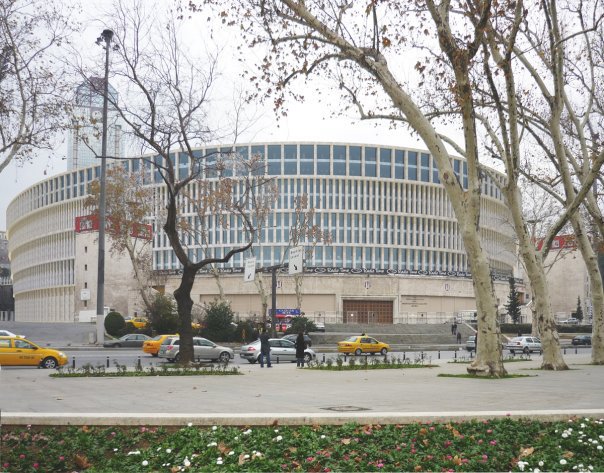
268,145 -> 281,175
284,144 -> 297,175
421,153 -> 430,182
300,144 -> 314,175
317,145 -> 330,174
333,145 -> 346,176
251,145 -> 265,175
380,148 -> 392,178
408,151 -> 417,180
365,147 -> 376,177
394,149 -> 404,179
349,146 -> 361,176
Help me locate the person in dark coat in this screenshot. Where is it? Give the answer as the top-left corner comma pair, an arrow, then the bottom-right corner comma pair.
295,331 -> 307,368
259,329 -> 272,368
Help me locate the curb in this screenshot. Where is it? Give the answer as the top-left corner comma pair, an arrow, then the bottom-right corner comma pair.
4,409 -> 604,427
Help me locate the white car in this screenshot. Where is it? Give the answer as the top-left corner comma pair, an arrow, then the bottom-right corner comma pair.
560,318 -> 579,325
239,338 -> 316,364
158,336 -> 234,363
505,336 -> 542,354
0,329 -> 24,338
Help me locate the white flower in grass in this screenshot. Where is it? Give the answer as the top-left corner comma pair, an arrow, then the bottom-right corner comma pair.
597,445 -> 603,451
234,436 -> 239,441
243,454 -> 250,460
243,429 -> 252,435
187,422 -> 193,427
538,461 -> 544,467
184,457 -> 191,467
581,423 -> 586,428
142,460 -> 149,466
274,429 -> 279,433
321,435 -> 326,439
562,433 -> 569,438
207,442 -> 218,447
228,451 -> 235,456
113,448 -> 118,452
274,435 -> 283,442
166,448 -> 172,453
212,425 -> 217,430
216,459 -> 223,465
127,451 -> 141,456
517,460 -> 529,471
533,469 -> 540,473
560,459 -> 568,465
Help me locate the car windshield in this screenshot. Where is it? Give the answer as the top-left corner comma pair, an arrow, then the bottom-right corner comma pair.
161,338 -> 178,345
344,336 -> 358,342
151,335 -> 163,341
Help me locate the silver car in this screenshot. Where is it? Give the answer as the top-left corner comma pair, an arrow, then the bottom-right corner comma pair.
239,338 -> 316,364
158,336 -> 234,363
505,336 -> 542,354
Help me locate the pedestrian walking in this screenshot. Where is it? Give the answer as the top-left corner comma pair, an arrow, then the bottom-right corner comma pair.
453,322 -> 458,335
295,331 -> 307,368
451,323 -> 455,335
456,332 -> 461,344
259,329 -> 272,368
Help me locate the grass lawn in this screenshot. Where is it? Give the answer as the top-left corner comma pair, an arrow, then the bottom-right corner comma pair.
2,417 -> 603,472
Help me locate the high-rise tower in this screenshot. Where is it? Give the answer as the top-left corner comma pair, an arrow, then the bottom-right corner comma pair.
67,77 -> 124,170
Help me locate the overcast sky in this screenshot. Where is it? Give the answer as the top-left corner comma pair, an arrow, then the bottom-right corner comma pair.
0,0 -> 431,230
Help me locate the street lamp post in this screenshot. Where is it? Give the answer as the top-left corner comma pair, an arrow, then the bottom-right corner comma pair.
95,29 -> 114,345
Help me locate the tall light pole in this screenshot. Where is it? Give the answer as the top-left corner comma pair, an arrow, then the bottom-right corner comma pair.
95,29 -> 114,345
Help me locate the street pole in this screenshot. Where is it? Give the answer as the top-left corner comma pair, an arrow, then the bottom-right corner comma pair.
271,266 -> 277,338
95,29 -> 114,345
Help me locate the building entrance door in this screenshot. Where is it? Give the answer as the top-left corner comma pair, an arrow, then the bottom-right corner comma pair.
342,300 -> 393,324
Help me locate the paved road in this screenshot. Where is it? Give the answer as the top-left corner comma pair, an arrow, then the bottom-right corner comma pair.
2,352 -> 603,426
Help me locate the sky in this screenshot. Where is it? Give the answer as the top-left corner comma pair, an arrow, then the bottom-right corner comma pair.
0,0 -> 431,230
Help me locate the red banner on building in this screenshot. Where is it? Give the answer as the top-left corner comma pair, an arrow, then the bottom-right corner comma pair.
75,215 -> 152,240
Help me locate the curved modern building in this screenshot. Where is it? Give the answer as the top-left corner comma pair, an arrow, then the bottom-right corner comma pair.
6,142 -> 518,323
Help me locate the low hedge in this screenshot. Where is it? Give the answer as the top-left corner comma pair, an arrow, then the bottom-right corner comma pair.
500,323 -> 592,334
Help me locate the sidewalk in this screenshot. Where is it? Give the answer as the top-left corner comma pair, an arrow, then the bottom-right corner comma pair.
2,353 -> 603,426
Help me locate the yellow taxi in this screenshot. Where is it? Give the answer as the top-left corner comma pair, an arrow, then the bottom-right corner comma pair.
0,336 -> 68,368
337,335 -> 390,356
191,321 -> 203,330
142,334 -> 178,357
128,317 -> 149,329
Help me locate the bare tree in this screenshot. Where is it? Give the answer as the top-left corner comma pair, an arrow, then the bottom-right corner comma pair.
83,166 -> 156,314
204,0 -> 508,375
0,0 -> 76,173
89,1 -> 274,363
486,0 -> 604,364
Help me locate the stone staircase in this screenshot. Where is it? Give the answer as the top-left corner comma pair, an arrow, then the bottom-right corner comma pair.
309,323 -> 475,346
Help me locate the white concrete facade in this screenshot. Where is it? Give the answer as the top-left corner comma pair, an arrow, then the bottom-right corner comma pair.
7,141 -> 518,323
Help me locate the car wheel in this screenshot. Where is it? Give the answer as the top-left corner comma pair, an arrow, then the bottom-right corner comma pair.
523,347 -> 530,355
304,353 -> 312,363
248,359 -> 257,364
114,343 -> 122,348
151,353 -> 158,357
354,348 -> 362,356
174,353 -> 181,363
380,348 -> 388,356
167,358 -> 175,363
41,357 -> 58,369
510,350 -> 515,354
218,352 -> 230,363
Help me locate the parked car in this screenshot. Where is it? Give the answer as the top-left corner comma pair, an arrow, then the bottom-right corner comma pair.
337,336 -> 390,355
571,335 -> 592,346
505,336 -> 542,354
0,329 -> 24,338
125,317 -> 149,329
465,335 -> 476,352
0,336 -> 68,368
158,336 -> 234,363
239,338 -> 316,364
281,333 -> 312,348
142,334 -> 178,356
103,333 -> 151,348
314,322 -> 325,332
560,318 -> 580,325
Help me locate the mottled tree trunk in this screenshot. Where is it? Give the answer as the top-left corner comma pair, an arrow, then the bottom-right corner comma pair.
505,187 -> 567,370
173,265 -> 195,363
569,215 -> 604,364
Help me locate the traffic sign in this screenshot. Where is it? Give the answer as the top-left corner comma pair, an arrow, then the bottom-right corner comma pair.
288,246 -> 304,275
244,257 -> 256,282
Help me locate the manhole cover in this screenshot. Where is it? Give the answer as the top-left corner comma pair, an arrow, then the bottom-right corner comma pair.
321,406 -> 370,412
